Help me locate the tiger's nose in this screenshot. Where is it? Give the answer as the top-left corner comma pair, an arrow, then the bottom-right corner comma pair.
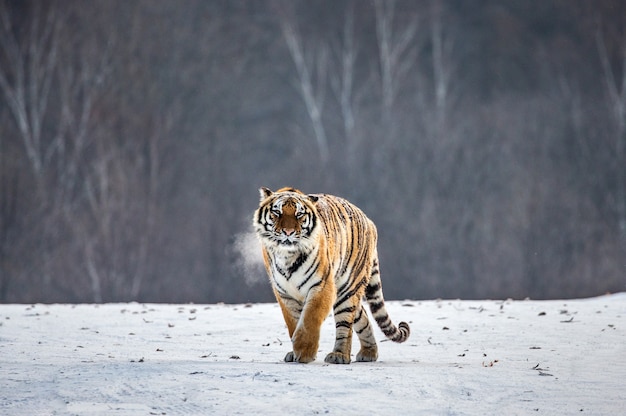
283,228 -> 295,236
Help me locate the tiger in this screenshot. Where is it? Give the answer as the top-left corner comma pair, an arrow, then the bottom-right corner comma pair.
254,187 -> 410,364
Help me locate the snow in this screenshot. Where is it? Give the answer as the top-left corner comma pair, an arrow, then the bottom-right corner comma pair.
1,294 -> 625,415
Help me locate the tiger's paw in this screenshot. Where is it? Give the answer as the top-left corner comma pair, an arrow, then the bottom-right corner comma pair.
285,350 -> 316,363
291,329 -> 319,363
324,351 -> 351,364
356,346 -> 378,362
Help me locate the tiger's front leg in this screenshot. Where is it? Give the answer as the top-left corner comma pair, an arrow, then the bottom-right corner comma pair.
273,294 -> 309,363
287,284 -> 334,363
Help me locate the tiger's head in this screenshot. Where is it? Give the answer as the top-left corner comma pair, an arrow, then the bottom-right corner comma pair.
254,187 -> 319,252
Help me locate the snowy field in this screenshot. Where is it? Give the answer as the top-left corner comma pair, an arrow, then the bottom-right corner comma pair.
1,294 -> 624,415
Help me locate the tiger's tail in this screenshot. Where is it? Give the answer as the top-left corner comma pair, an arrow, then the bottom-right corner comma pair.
365,257 -> 410,343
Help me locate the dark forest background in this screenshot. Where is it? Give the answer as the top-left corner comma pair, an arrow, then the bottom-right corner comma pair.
1,0 -> 625,303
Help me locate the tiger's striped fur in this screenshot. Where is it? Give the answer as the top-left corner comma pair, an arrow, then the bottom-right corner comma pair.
254,187 -> 410,364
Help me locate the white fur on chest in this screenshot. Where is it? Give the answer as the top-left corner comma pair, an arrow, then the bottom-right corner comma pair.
270,250 -> 315,302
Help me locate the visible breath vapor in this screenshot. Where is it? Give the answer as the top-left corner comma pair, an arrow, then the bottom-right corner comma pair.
232,230 -> 266,286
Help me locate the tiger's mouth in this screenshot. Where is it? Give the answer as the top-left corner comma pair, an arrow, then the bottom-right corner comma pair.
263,229 -> 309,248
276,233 -> 300,245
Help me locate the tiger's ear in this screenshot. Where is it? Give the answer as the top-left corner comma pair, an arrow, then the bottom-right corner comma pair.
307,194 -> 319,203
259,187 -> 273,202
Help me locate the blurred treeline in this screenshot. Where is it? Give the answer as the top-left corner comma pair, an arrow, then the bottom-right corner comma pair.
0,0 -> 624,303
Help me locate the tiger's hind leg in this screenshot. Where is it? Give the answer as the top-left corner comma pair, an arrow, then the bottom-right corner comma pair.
325,301 -> 378,363
324,294 -> 359,364
354,304 -> 378,362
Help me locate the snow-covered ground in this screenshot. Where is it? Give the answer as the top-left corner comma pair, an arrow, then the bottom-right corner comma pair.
1,294 -> 624,415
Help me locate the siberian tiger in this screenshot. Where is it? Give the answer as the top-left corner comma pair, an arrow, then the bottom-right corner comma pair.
254,187 -> 410,364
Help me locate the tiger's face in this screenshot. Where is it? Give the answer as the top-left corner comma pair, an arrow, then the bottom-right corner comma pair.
254,187 -> 318,251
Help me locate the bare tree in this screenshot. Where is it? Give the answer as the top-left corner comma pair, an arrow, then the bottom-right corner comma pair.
0,2 -> 59,180
276,2 -> 330,163
328,1 -> 375,182
371,0 -> 419,187
331,2 -> 357,170
373,0 -> 418,124
76,127 -> 161,301
0,2 -> 64,293
430,0 -> 455,136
